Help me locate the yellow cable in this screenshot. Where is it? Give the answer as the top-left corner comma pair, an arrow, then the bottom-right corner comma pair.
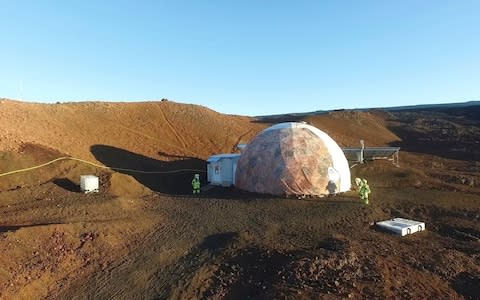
0,157 -> 206,178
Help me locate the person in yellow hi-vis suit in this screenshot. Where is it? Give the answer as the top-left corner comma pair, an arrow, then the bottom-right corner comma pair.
359,178 -> 371,204
355,177 -> 371,204
192,174 -> 201,194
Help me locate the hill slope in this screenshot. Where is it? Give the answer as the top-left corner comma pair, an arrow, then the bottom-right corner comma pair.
1,98 -> 479,194
0,99 -> 263,161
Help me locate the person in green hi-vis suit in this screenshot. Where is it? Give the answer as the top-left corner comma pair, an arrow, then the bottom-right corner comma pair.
192,174 -> 201,194
359,178 -> 371,205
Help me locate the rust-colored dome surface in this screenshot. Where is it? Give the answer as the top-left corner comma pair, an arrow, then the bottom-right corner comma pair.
235,122 -> 351,196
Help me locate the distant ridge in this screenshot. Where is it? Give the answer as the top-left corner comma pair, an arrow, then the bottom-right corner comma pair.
381,100 -> 480,111
254,110 -> 328,121
255,100 -> 480,119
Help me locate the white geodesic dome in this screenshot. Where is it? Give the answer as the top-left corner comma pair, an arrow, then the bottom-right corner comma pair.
235,122 -> 351,196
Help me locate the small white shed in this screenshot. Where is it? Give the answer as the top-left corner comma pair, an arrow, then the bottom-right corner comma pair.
207,154 -> 241,186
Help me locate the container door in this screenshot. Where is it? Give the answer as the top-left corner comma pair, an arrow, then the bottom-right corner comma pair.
232,161 -> 237,186
211,162 -> 222,185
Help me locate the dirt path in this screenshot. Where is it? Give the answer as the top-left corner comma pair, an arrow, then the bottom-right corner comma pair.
49,195 -> 365,299
159,107 -> 189,152
0,179 -> 479,299
40,187 -> 479,299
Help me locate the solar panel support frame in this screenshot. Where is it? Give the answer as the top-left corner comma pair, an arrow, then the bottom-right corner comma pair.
342,147 -> 400,167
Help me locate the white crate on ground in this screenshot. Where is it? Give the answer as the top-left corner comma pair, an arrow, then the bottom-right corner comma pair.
376,218 -> 425,236
80,175 -> 99,193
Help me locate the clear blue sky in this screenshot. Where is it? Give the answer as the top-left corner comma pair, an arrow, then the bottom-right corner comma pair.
1,1 -> 479,116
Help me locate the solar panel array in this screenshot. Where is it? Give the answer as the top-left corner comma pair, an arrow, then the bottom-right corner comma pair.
342,147 -> 400,166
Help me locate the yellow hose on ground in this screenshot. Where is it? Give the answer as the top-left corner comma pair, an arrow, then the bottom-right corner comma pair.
0,157 -> 206,178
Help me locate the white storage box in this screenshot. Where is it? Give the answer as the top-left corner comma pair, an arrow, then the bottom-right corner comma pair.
376,218 -> 425,236
80,175 -> 99,193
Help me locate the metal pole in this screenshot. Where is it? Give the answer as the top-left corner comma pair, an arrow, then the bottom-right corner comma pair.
360,140 -> 365,163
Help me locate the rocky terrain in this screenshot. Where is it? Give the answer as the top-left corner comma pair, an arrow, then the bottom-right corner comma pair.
0,98 -> 479,299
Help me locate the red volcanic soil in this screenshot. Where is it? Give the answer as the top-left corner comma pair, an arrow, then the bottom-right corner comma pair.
0,98 -> 479,299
